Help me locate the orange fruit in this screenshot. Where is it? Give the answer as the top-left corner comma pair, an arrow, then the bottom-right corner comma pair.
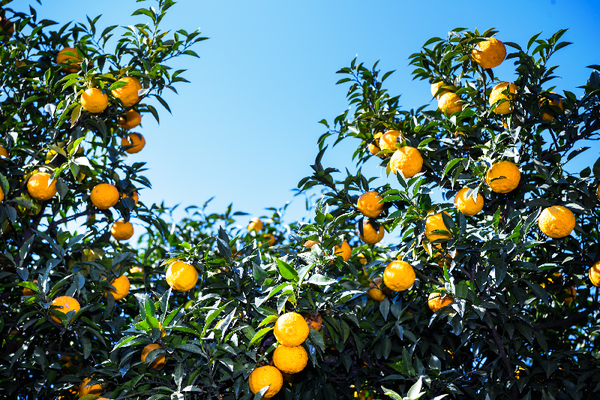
248,366 -> 283,399
118,110 -> 142,130
0,187 -> 4,203
367,277 -> 386,302
383,260 -> 415,292
79,377 -> 104,397
358,252 -> 368,266
540,92 -> 564,122
486,161 -> 521,193
333,240 -> 351,262
359,220 -> 384,245
121,133 -> 146,154
22,280 -> 37,297
304,313 -> 322,331
106,275 -> 130,300
81,88 -> 108,114
379,130 -> 403,153
425,212 -> 452,242
389,146 -> 423,178
489,82 -> 517,115
423,242 -> 453,268
357,191 -> 384,218
304,240 -> 319,250
248,217 -> 263,232
0,16 -> 14,40
454,187 -> 484,216
471,38 -> 506,69
368,133 -> 382,155
428,288 -> 454,312
122,191 -> 140,206
56,47 -> 84,73
563,286 -> 576,306
111,220 -> 134,241
0,145 -> 9,161
538,206 -> 576,239
27,172 -> 57,201
438,92 -> 462,116
431,81 -> 450,99
597,185 -> 600,202
50,296 -> 81,324
166,260 -> 198,292
90,183 -> 119,209
112,76 -> 142,107
273,345 -> 309,374
273,312 -> 309,347
141,343 -> 166,369
130,266 -> 143,274
590,261 -> 600,287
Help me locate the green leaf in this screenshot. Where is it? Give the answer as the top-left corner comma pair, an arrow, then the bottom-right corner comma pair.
275,257 -> 298,282
248,327 -> 272,347
306,274 -> 337,286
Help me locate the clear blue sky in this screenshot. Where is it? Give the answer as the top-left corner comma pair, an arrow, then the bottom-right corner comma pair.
13,0 -> 600,228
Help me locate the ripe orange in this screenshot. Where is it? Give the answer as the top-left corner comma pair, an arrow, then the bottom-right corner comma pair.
367,277 -> 386,302
304,240 -> 319,250
368,133 -> 382,155
438,92 -> 462,115
304,313 -> 322,331
379,130 -> 402,153
106,275 -> 130,300
489,82 -> 517,115
248,217 -> 263,232
273,345 -> 308,374
121,133 -> 146,154
81,88 -> 108,114
248,366 -> 283,399
454,187 -> 484,216
538,205 -> 576,239
428,288 -> 454,312
56,47 -> 84,73
262,233 -> 276,247
471,38 -> 506,69
273,312 -> 309,347
540,92 -> 564,122
27,172 -> 57,201
118,110 -> 142,130
597,185 -> 600,202
590,261 -> 600,287
22,280 -> 38,297
486,161 -> 521,193
111,220 -> 134,241
90,183 -> 119,209
0,16 -> 14,40
425,212 -> 452,242
50,296 -> 81,324
383,260 -> 416,292
333,240 -> 351,261
357,191 -> 384,218
431,81 -> 450,99
389,146 -> 423,178
79,377 -> 104,397
141,343 -> 165,369
0,145 -> 9,160
0,186 -> 4,203
122,191 -> 139,206
359,220 -> 384,245
166,260 -> 198,292
112,76 -> 142,107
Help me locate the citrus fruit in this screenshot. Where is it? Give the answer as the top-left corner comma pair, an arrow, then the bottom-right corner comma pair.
0,145 -> 9,161
589,262 -> 600,288
118,110 -> 142,130
112,76 -> 142,107
81,88 -> 108,114
273,345 -> 309,374
383,260 -> 416,292
438,92 -> 462,115
122,191 -> 139,206
357,191 -> 384,218
425,212 -> 452,242
424,242 -> 453,268
141,343 -> 165,369
121,133 -> 146,154
389,146 -> 423,178
0,16 -> 14,40
428,288 -> 454,312
540,92 -> 564,122
166,260 -> 198,292
111,220 -> 134,241
431,80 -> 450,99
22,280 -> 37,297
489,82 -> 517,114
50,296 -> 81,324
248,366 -> 283,399
538,205 -> 576,239
359,220 -> 384,245
27,172 -> 57,201
563,286 -> 576,306
454,187 -> 484,215
471,38 -> 506,69
486,161 -> 521,193
106,275 -> 130,300
248,217 -> 263,232
367,277 -> 386,302
79,377 -> 104,397
56,47 -> 84,73
304,240 -> 319,250
0,187 -> 4,203
333,240 -> 351,261
304,313 -> 322,331
379,130 -> 402,153
90,183 -> 119,209
273,312 -> 309,347
368,133 -> 382,155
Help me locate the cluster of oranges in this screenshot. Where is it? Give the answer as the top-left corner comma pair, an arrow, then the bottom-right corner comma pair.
248,217 -> 277,247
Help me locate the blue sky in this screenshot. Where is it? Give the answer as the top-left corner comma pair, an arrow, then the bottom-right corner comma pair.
13,0 -> 600,229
